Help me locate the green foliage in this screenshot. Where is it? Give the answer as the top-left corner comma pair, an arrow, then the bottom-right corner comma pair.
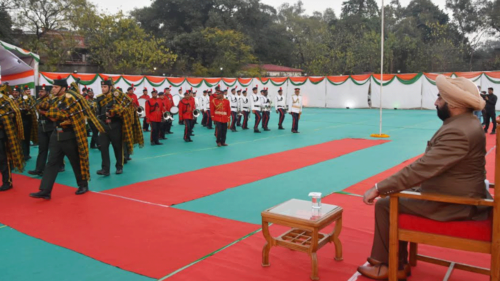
74,12 -> 177,74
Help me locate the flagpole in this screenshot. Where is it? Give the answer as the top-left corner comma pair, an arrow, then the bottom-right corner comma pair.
371,0 -> 390,139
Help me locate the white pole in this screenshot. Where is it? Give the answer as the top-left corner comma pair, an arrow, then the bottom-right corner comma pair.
379,0 -> 384,135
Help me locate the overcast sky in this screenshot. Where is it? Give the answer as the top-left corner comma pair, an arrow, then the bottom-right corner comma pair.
89,0 -> 448,17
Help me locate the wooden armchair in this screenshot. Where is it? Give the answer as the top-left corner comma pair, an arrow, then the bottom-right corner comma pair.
387,133 -> 500,280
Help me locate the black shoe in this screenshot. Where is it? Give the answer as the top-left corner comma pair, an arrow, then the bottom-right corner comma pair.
24,156 -> 31,161
231,129 -> 237,132
167,132 -> 174,134
75,186 -> 89,195
190,134 -> 195,136
160,137 -> 166,140
221,143 -> 228,146
254,130 -> 261,133
30,191 -> 51,200
28,170 -> 43,176
59,166 -> 65,173
90,146 -> 97,149
0,183 -> 12,191
155,142 -> 163,145
264,128 -> 271,131
97,170 -> 110,176
485,129 -> 488,133
125,157 -> 132,161
292,131 -> 300,133
207,127 -> 213,129
279,126 -> 285,130
116,169 -> 123,175
491,131 -> 496,134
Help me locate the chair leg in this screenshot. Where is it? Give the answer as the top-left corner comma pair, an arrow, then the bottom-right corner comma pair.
389,196 -> 400,281
409,243 -> 418,266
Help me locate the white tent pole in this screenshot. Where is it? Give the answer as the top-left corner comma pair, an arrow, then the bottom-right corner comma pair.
379,0 -> 385,135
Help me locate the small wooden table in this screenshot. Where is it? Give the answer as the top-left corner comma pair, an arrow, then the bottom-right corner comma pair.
261,199 -> 343,280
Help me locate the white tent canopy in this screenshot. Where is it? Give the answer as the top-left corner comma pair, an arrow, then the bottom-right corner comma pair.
0,40 -> 39,88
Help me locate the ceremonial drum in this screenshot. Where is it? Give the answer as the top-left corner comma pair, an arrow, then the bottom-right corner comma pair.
172,94 -> 181,106
170,106 -> 179,115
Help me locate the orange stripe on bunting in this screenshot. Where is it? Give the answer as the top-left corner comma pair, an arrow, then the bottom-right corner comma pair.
238,78 -> 252,84
423,73 -> 452,80
205,78 -> 221,84
186,78 -> 203,85
308,77 -> 325,83
99,74 -> 121,82
327,76 -> 349,83
372,74 -> 395,81
484,72 -> 500,79
222,78 -> 236,83
350,74 -> 371,81
3,70 -> 35,81
396,73 -> 418,80
271,77 -> 289,83
166,77 -> 185,84
288,77 -> 307,83
41,72 -> 70,80
121,75 -> 144,82
454,72 -> 483,79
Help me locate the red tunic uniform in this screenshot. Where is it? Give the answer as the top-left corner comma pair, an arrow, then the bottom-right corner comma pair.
163,96 -> 173,112
210,98 -> 231,123
139,94 -> 150,101
166,93 -> 174,109
178,98 -> 195,121
145,98 -> 164,122
128,93 -> 140,107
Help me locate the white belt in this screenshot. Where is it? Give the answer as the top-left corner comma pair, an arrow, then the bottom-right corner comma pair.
215,111 -> 227,115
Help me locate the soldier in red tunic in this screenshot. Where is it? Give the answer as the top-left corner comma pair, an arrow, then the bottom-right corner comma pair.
210,90 -> 231,147
161,87 -> 174,136
145,89 -> 164,145
178,91 -> 195,142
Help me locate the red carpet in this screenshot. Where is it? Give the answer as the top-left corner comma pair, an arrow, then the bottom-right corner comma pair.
105,138 -> 388,205
167,193 -> 490,281
0,174 -> 259,279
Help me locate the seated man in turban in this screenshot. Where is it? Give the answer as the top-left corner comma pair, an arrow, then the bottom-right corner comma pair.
358,75 -> 492,280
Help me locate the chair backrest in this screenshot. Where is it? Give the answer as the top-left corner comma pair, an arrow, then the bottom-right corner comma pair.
493,119 -> 500,249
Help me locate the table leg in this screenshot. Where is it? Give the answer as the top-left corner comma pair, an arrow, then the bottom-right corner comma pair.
331,217 -> 343,261
262,220 -> 272,267
310,252 -> 319,280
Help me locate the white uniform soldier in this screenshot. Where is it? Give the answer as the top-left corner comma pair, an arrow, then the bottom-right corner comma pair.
229,87 -> 239,132
241,88 -> 251,130
261,88 -> 271,131
251,86 -> 262,133
290,87 -> 303,133
274,87 -> 287,130
201,90 -> 208,127
236,88 -> 243,126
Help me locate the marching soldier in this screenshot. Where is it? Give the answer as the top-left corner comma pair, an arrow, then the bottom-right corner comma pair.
163,87 -> 174,135
261,88 -> 271,131
28,84 -> 65,176
192,90 -> 200,126
158,91 -> 168,140
146,89 -> 164,145
251,86 -> 262,133
206,89 -> 214,129
81,86 -> 88,99
290,87 -> 303,133
236,89 -> 243,126
229,87 -> 239,132
12,86 -> 38,160
0,86 -> 25,191
139,88 -> 150,132
95,79 -> 127,176
241,89 -> 250,130
179,91 -> 195,142
274,87 -> 287,130
201,90 -> 208,127
178,87 -> 185,125
87,89 -> 100,149
30,77 -> 104,199
124,86 -> 140,162
211,89 -> 231,147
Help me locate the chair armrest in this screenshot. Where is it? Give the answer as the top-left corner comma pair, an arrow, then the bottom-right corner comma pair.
389,191 -> 494,207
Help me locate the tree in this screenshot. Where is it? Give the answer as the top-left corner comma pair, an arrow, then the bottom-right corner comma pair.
0,4 -> 13,42
341,0 -> 380,18
74,12 -> 177,74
